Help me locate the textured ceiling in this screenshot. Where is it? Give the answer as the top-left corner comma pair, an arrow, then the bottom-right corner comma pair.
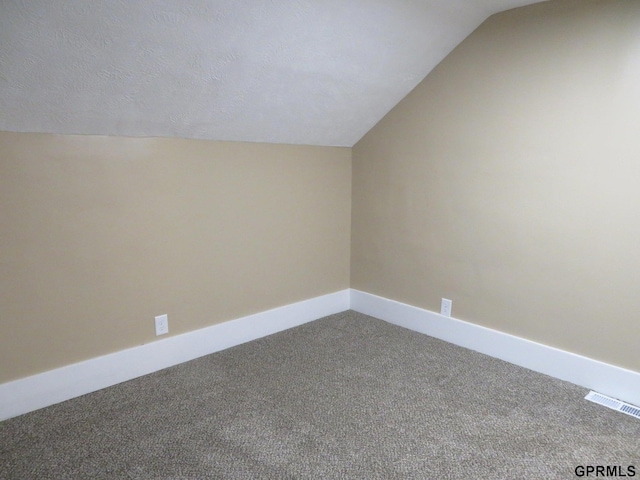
0,0 -> 543,146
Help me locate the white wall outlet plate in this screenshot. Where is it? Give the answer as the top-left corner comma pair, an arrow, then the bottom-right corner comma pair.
440,298 -> 452,317
155,314 -> 169,336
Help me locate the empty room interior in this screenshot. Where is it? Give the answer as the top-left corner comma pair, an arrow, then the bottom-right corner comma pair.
1,0 -> 639,478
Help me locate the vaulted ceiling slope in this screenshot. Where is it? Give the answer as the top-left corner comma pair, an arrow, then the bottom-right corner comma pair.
0,0 -> 543,147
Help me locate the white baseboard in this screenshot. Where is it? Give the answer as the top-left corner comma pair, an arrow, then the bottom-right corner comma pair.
4,288 -> 638,421
350,289 -> 640,407
0,289 -> 350,421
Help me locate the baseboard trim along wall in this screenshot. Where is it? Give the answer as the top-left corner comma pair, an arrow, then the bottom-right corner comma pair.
0,290 -> 350,421
350,289 -> 640,407
4,287 -> 638,421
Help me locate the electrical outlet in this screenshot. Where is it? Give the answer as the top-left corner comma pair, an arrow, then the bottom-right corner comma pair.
440,298 -> 452,317
155,314 -> 169,336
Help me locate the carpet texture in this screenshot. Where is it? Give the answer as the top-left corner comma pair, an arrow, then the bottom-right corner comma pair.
1,311 -> 639,479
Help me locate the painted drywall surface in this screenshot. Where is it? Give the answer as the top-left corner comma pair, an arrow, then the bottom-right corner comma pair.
352,0 -> 640,372
0,132 -> 351,383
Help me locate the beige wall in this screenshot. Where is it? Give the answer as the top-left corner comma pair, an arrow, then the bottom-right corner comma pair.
352,0 -> 640,372
0,132 -> 351,383
3,0 -> 639,386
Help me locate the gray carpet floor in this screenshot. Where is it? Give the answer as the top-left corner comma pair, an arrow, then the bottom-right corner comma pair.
1,310 -> 639,479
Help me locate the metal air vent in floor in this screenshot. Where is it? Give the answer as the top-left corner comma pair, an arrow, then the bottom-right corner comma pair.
585,391 -> 640,420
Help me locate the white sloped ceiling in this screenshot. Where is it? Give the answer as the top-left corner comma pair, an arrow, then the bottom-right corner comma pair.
0,0 -> 543,146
